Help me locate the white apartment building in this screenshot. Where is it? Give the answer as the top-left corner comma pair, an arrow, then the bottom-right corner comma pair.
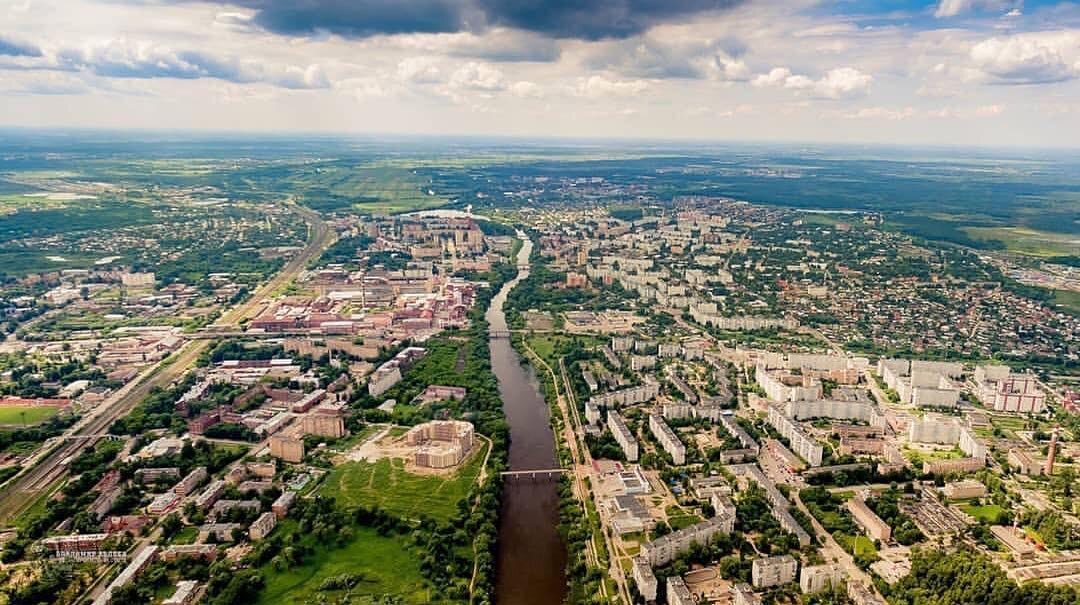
608,412 -> 639,462
589,381 -> 661,409
649,414 -> 686,465
667,576 -> 694,605
640,516 -> 733,567
631,557 -> 657,602
767,406 -> 824,466
752,555 -> 798,589
800,564 -> 843,594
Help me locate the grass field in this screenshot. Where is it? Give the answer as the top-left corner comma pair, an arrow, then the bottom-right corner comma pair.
965,226 -> 1080,257
320,442 -> 487,522
959,503 -> 1006,524
0,405 -> 61,426
1052,289 -> 1080,314
836,533 -> 878,559
256,524 -> 430,605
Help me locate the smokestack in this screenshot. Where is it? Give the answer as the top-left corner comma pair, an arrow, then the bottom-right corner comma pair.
1045,427 -> 1060,476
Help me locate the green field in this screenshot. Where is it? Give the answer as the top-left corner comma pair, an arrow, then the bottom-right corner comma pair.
836,533 -> 879,559
0,405 -> 61,426
256,524 -> 430,605
959,503 -> 1006,524
1052,289 -> 1080,314
320,443 -> 487,522
965,226 -> 1080,257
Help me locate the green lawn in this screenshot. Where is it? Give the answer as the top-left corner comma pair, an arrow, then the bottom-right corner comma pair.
959,503 -> 1006,524
256,525 -> 430,604
836,533 -> 878,559
320,442 -> 486,522
0,405 -> 61,426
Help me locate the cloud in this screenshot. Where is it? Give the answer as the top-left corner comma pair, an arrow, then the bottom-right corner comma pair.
0,36 -> 42,58
475,0 -> 745,41
572,75 -> 651,98
970,31 -> 1080,84
585,36 -> 750,81
3,73 -> 92,95
225,0 -> 744,41
53,40 -> 331,89
934,0 -> 1020,18
448,61 -> 505,91
843,106 -> 915,120
443,30 -> 560,62
509,80 -> 542,97
396,56 -> 443,84
753,66 -> 872,99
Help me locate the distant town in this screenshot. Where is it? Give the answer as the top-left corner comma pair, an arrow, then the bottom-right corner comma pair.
0,141 -> 1077,605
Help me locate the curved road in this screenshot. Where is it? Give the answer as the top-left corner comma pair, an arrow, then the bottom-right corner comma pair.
0,201 -> 332,523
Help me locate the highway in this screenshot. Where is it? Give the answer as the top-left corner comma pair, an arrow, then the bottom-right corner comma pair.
0,201 -> 332,524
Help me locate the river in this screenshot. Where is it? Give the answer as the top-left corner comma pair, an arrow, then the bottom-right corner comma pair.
488,233 -> 568,604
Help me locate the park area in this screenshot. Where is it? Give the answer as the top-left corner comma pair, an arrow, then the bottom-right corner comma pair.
319,441 -> 488,522
0,404 -> 61,426
255,525 -> 430,605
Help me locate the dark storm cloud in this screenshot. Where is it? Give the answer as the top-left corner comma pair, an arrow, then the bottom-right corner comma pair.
247,0 -> 475,38
477,0 -> 746,41
230,0 -> 745,41
0,36 -> 43,57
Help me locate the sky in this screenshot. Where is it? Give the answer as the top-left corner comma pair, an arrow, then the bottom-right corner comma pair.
2,0 -> 1080,147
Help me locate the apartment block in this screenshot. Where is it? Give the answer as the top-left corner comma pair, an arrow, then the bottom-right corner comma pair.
640,516 -> 732,567
766,405 -> 823,466
752,555 -> 798,589
667,576 -> 693,605
631,557 -> 658,602
649,414 -> 686,465
800,564 -> 843,594
608,412 -> 639,462
249,511 -> 278,540
846,495 -> 892,543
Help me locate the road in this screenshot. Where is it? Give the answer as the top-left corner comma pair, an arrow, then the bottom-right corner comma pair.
0,201 -> 332,524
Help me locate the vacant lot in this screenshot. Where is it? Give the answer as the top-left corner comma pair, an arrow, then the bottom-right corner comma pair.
320,441 -> 487,522
256,525 -> 429,605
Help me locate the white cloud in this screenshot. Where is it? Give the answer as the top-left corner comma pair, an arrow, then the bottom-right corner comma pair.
974,103 -> 1005,116
844,106 -> 916,120
970,31 -> 1080,84
934,0 -> 1018,18
509,80 -> 542,98
396,56 -> 442,84
448,62 -> 505,91
754,66 -> 872,99
572,75 -> 650,98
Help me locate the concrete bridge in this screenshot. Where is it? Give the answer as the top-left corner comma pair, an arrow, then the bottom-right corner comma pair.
499,468 -> 569,480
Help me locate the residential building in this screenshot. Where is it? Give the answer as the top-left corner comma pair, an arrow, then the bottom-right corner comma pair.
766,405 -> 823,466
163,581 -> 199,605
640,516 -> 732,567
753,555 -> 798,589
943,480 -> 987,500
249,511 -> 278,540
608,411 -> 639,462
667,576 -> 693,605
631,557 -> 658,602
174,467 -> 207,496
732,583 -> 762,605
269,434 -> 305,463
846,495 -> 892,542
800,564 -> 843,594
649,414 -> 686,465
